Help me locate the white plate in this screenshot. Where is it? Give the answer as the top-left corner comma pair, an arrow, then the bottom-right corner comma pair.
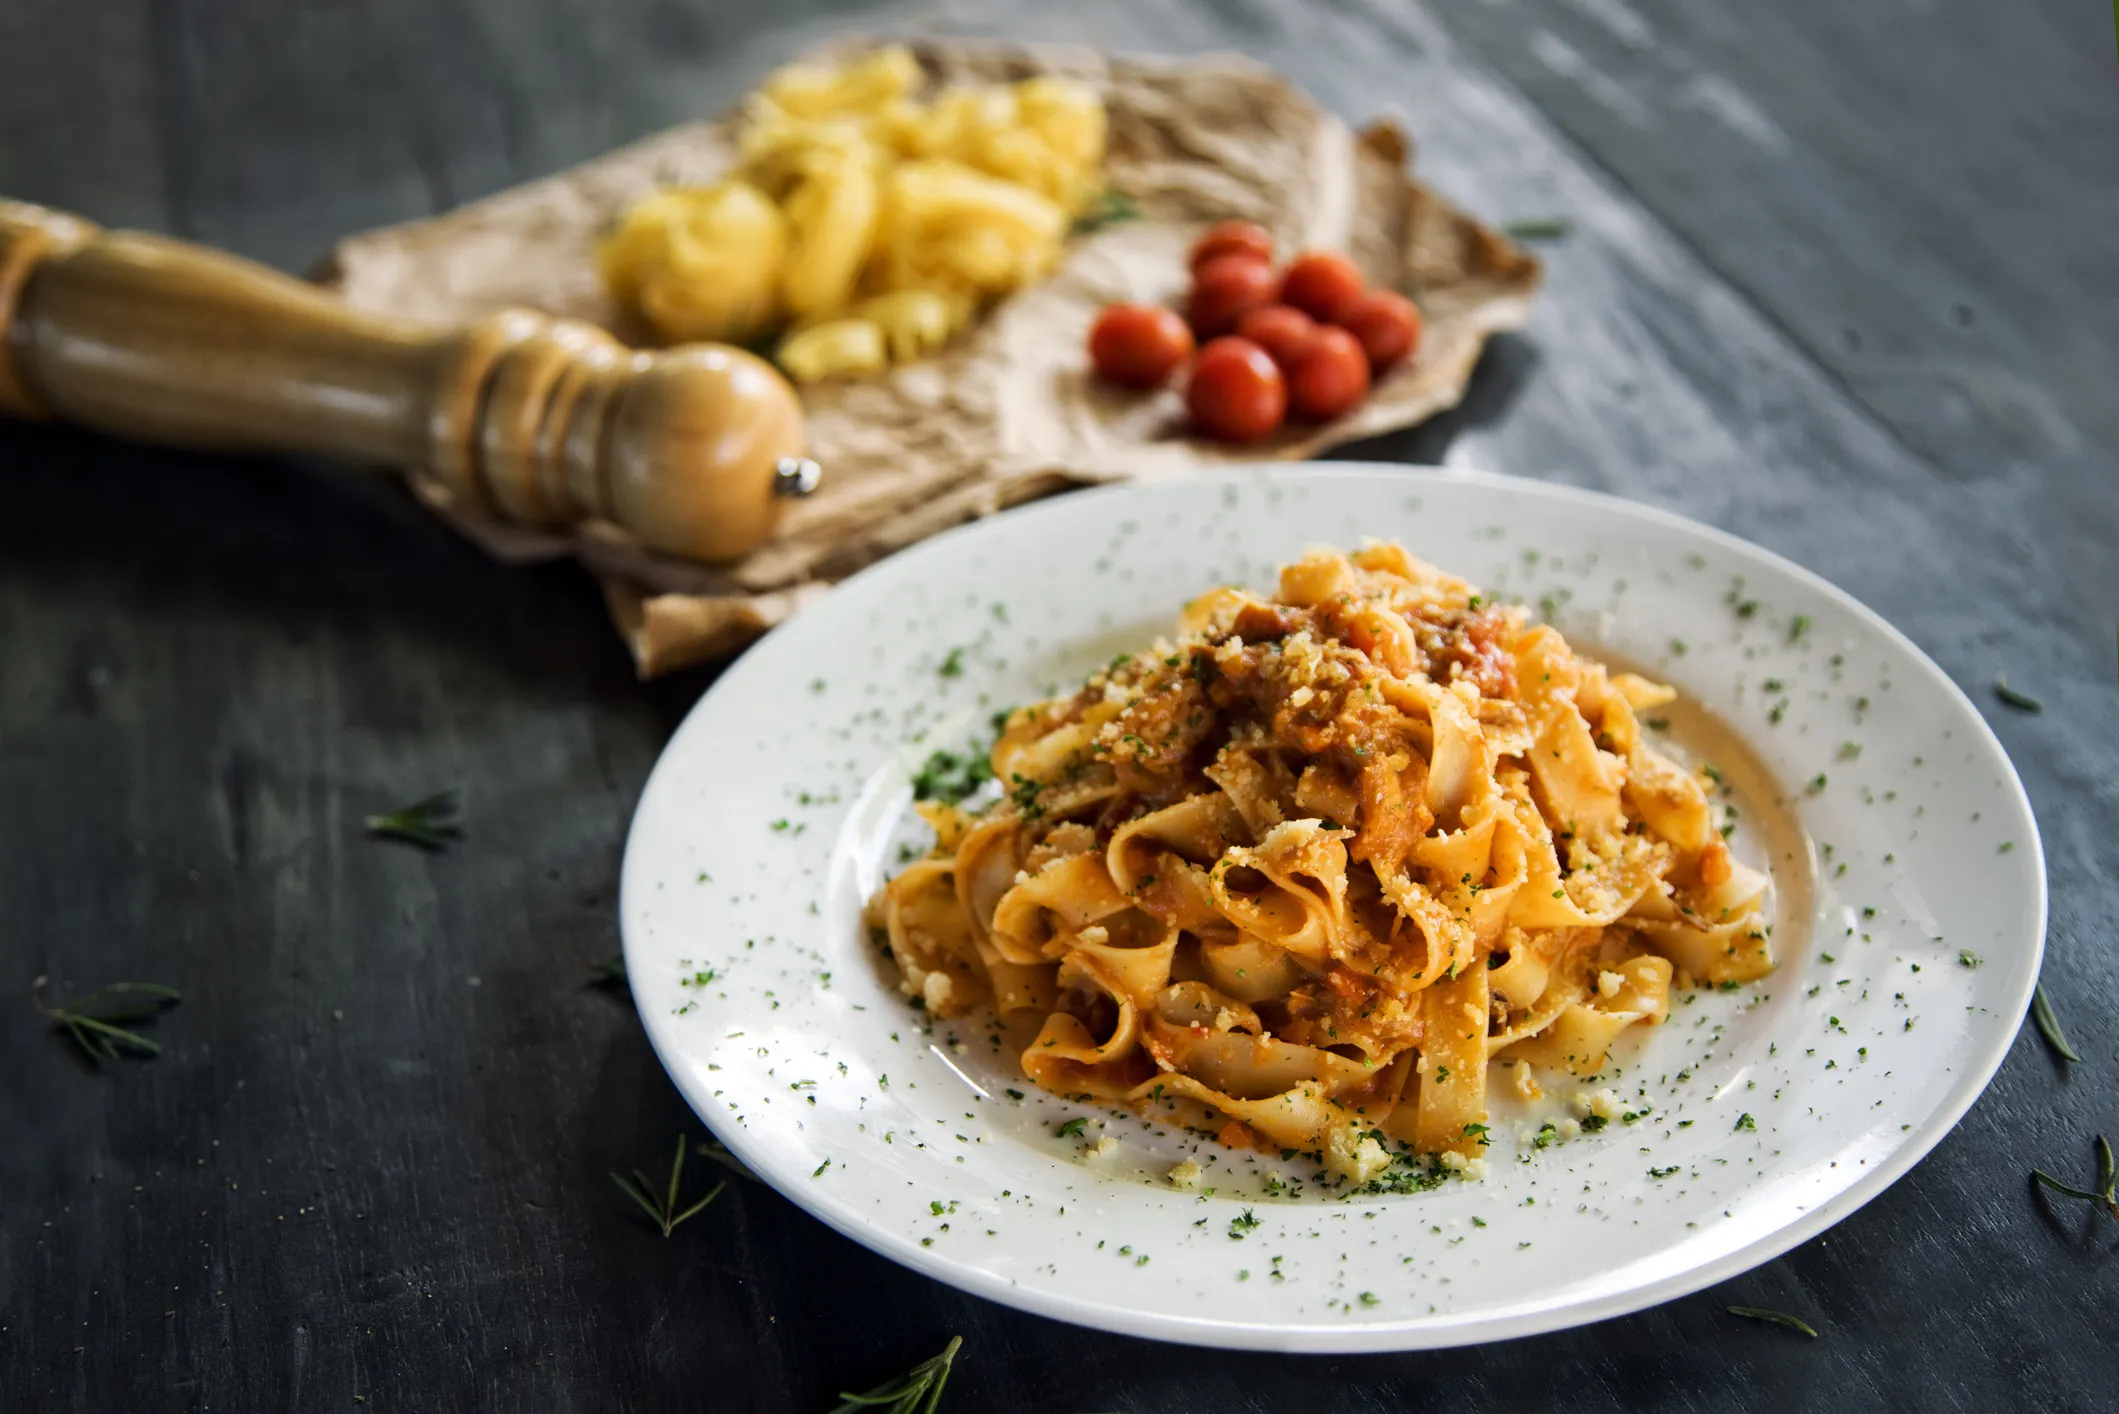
620,465 -> 2043,1352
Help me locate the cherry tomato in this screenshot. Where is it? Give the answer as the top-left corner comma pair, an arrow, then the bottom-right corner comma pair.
1186,337 -> 1287,443
1287,324 -> 1370,422
1339,289 -> 1423,372
1188,220 -> 1274,273
1235,304 -> 1321,372
1087,303 -> 1196,388
1279,250 -> 1367,324
1186,254 -> 1278,339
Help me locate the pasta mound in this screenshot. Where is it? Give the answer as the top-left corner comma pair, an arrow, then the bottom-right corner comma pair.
866,545 -> 1775,1181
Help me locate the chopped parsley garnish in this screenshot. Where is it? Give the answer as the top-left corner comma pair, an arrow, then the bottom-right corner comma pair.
1009,773 -> 1047,819
1353,1152 -> 1451,1195
1735,1113 -> 1756,1132
936,647 -> 965,679
1056,1117 -> 1088,1138
1228,1209 -> 1262,1239
910,748 -> 992,804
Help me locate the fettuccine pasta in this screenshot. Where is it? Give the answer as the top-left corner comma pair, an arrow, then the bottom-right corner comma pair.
865,545 -> 1773,1182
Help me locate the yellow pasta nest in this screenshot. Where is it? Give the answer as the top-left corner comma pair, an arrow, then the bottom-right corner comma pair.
866,545 -> 1775,1182
599,45 -> 1107,380
597,182 -> 788,345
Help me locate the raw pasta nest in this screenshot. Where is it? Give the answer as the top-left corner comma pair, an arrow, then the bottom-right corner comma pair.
865,544 -> 1774,1182
599,45 -> 1105,380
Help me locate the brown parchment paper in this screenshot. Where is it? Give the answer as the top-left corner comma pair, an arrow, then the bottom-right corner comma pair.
320,38 -> 1542,677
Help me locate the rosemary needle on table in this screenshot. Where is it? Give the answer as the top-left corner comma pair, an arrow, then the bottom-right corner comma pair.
1503,217 -> 1573,241
1069,191 -> 1138,234
833,1336 -> 962,1414
697,1137 -> 761,1183
609,1134 -> 726,1237
2030,1135 -> 2119,1224
1726,1306 -> 1819,1338
364,790 -> 464,850
1993,677 -> 2043,713
2030,984 -> 2083,1064
34,976 -> 181,1062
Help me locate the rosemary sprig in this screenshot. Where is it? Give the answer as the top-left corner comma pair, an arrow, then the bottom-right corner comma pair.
1993,677 -> 2043,713
697,1136 -> 761,1183
1503,217 -> 1573,241
833,1336 -> 962,1414
610,1134 -> 727,1237
364,790 -> 464,850
2030,984 -> 2082,1064
1070,191 -> 1139,235
2030,1134 -> 2118,1223
34,976 -> 181,1062
1726,1306 -> 1819,1338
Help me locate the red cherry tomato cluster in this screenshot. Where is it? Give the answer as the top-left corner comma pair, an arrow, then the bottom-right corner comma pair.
1084,220 -> 1424,443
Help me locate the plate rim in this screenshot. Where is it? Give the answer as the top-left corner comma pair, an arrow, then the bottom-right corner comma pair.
619,462 -> 2047,1352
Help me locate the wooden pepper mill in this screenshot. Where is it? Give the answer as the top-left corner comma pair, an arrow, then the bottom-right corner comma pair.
0,199 -> 819,563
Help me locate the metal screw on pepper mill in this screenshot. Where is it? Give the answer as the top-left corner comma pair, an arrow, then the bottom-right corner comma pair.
773,456 -> 822,498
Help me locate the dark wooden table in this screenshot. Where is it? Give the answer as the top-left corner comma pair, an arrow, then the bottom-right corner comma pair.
5,1 -> 2115,1408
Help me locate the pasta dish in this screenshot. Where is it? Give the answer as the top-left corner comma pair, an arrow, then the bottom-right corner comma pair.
866,544 -> 1774,1182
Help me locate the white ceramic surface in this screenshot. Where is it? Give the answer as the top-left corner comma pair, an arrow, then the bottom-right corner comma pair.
619,465 -> 2044,1352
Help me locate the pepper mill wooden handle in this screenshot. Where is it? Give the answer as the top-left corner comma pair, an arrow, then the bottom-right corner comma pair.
0,199 -> 818,562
